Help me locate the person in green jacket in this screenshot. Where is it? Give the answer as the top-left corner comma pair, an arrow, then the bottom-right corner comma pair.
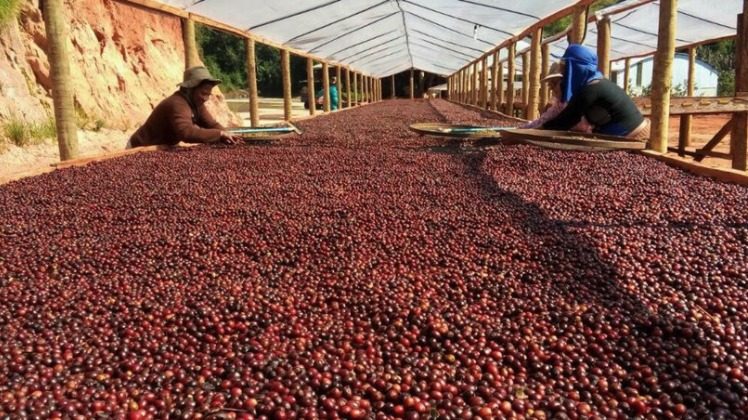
316,76 -> 339,110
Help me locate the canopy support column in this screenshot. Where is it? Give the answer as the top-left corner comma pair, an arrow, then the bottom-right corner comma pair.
336,66 -> 342,109
181,18 -> 199,69
306,57 -> 316,116
42,0 -> 78,160
497,53 -> 504,113
392,75 -> 396,99
649,0 -> 678,153
623,57 -> 631,94
540,43 -> 550,111
491,50 -> 499,111
480,56 -> 488,109
245,39 -> 259,127
521,52 -> 529,119
597,17 -> 611,77
410,69 -> 414,99
322,62 -> 331,112
353,72 -> 359,106
569,6 -> 587,44
281,49 -> 292,121
345,67 -> 353,108
528,28 -> 542,121
678,48 -> 696,152
732,4 -> 748,170
506,43 -> 516,118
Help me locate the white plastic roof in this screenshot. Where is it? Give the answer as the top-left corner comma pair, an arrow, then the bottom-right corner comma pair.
543,0 -> 741,63
154,0 -> 591,77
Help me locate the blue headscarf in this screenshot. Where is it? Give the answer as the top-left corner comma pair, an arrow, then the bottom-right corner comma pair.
561,44 -> 603,102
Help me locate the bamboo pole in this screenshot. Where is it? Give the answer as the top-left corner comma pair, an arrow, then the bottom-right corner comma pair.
491,50 -> 499,110
569,5 -> 587,44
306,57 -> 316,116
680,48 -> 696,147
733,5 -> 748,170
623,57 -> 631,94
43,0 -> 78,160
470,62 -> 479,106
410,69 -> 414,99
345,67 -> 351,108
391,75 -> 396,99
281,49 -> 292,121
322,62 -> 331,112
459,69 -> 464,103
522,51 -> 529,118
540,43 -> 550,110
181,18 -> 199,69
480,56 -> 488,109
497,55 -> 504,112
246,39 -> 259,127
649,0 -> 678,153
527,28 -> 542,121
336,66 -> 342,110
597,17 -> 612,77
506,43 -> 516,117
353,72 -> 358,106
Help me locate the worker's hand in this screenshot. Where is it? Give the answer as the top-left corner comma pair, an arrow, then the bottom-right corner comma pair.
219,131 -> 241,145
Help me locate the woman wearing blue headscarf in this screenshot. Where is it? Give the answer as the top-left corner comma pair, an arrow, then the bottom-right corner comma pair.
543,45 -> 649,140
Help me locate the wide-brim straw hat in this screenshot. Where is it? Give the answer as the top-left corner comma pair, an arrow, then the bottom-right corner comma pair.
178,66 -> 221,89
541,62 -> 563,83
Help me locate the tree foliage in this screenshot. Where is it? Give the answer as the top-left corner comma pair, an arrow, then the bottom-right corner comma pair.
197,25 -> 311,97
697,40 -> 736,96
0,0 -> 22,29
544,0 -> 622,38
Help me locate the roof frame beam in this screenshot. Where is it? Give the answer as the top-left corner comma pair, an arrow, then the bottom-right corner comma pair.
402,0 -> 514,37
249,0 -> 342,31
307,11 -> 400,54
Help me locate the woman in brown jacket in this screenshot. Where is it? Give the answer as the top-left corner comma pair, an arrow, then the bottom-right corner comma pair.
127,66 -> 240,148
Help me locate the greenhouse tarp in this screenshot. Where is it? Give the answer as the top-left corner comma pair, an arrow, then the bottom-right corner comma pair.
543,0 -> 741,63
155,0 -> 590,77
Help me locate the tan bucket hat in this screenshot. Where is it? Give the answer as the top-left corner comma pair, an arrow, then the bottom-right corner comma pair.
178,66 -> 221,88
541,62 -> 563,83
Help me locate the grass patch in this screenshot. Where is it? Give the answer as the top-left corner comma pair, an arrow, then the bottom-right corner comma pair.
2,116 -> 56,147
0,0 -> 22,29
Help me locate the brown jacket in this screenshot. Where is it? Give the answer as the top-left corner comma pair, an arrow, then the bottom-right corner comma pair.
129,91 -> 224,147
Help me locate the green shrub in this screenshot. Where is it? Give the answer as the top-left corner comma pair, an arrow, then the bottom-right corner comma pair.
2,116 -> 56,147
0,0 -> 22,29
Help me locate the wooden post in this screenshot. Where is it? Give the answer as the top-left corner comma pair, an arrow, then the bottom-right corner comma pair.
473,63 -> 480,105
246,39 -> 259,127
506,43 -> 516,117
409,69 -> 414,99
353,72 -> 358,106
623,57 -> 631,94
336,66 -> 342,110
497,56 -> 504,112
569,5 -> 587,44
42,0 -> 78,160
521,51 -> 529,118
391,75 -> 396,99
281,49 -> 292,121
540,43 -> 550,110
597,17 -> 611,78
649,0 -> 678,153
732,5 -> 748,170
181,18 -> 199,69
480,56 -> 488,109
345,67 -> 351,108
306,57 -> 316,116
322,62 -> 331,112
679,48 -> 696,149
527,28 -> 542,121
491,50 -> 499,110
459,69 -> 464,103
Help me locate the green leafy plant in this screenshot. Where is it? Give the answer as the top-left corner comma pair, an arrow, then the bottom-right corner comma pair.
0,0 -> 22,29
2,116 -> 56,147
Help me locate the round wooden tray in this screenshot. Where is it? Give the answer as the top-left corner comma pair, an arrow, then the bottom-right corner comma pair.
409,123 -> 509,138
499,128 -> 646,151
